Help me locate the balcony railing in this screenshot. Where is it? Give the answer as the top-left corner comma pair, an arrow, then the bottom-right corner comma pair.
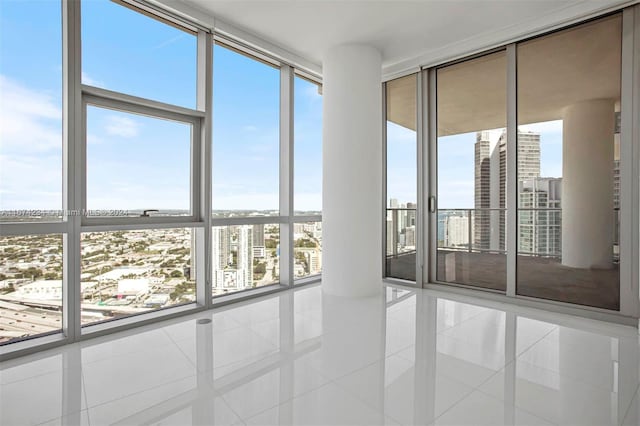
386,206 -> 620,267
437,208 -> 506,254
437,207 -> 619,261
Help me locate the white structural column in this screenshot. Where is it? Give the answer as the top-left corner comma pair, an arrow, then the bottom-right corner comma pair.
562,99 -> 615,268
322,44 -> 383,297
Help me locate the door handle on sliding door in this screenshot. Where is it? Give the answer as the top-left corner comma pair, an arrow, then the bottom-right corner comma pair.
429,196 -> 436,213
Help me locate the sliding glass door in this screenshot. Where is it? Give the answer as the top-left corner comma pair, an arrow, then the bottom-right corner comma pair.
435,51 -> 507,291
515,14 -> 622,310
385,74 -> 418,282
423,11 -> 632,314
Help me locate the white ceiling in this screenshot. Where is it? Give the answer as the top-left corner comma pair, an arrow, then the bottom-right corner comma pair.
386,12 -> 622,135
165,0 -> 630,76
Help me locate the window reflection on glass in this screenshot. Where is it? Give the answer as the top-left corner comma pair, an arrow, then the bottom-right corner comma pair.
516,14 -> 622,310
0,234 -> 63,344
212,224 -> 280,296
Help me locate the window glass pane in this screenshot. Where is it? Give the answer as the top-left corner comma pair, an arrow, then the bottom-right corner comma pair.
0,1 -> 62,222
294,76 -> 322,215
212,224 -> 280,296
0,234 -> 63,344
436,51 -> 507,291
212,45 -> 280,217
385,74 -> 417,281
516,15 -> 621,309
82,0 -> 196,108
81,228 -> 196,326
86,106 -> 192,217
294,222 -> 322,279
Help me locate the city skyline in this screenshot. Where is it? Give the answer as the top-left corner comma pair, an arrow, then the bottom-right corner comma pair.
386,120 -> 563,208
0,222 -> 323,342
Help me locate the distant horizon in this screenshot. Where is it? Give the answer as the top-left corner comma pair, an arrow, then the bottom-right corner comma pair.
0,208 -> 323,218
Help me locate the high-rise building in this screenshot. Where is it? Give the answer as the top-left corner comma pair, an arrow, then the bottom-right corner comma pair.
212,225 -> 253,290
474,129 -> 541,251
252,224 -> 265,247
474,129 -> 507,251
406,202 -> 416,229
386,217 -> 396,255
212,227 -> 230,289
212,227 -> 230,272
405,225 -> 416,247
444,214 -> 469,248
516,132 -> 541,180
519,177 -> 562,256
306,249 -> 322,274
236,225 -> 253,289
614,111 -> 621,259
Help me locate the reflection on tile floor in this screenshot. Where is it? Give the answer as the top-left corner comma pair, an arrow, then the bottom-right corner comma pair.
1,283 -> 639,425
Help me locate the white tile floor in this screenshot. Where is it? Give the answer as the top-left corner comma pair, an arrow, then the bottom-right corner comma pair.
1,284 -> 639,426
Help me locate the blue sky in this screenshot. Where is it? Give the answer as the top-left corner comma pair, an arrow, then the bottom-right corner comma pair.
1,0 -> 560,214
387,120 -> 563,209
433,122 -> 563,209
0,0 -> 63,211
0,0 -> 322,213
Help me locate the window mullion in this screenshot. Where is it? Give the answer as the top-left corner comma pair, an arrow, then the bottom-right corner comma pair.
280,64 -> 294,287
196,30 -> 213,307
62,0 -> 83,342
506,43 -> 517,298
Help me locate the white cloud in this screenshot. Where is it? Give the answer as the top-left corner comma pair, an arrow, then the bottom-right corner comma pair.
0,154 -> 62,210
0,76 -> 64,209
0,75 -> 62,154
105,115 -> 139,138
81,71 -> 104,88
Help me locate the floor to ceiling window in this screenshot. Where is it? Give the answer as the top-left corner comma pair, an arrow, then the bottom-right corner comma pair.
211,44 -> 281,296
386,10 -> 635,315
212,44 -> 280,218
79,0 -> 201,326
435,51 -> 507,291
1,0 -> 323,356
385,74 -> 418,282
293,75 -> 323,280
0,1 -> 64,342
516,14 -> 622,309
293,76 -> 322,217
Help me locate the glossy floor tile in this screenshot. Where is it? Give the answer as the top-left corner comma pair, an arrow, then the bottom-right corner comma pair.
1,283 -> 639,425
